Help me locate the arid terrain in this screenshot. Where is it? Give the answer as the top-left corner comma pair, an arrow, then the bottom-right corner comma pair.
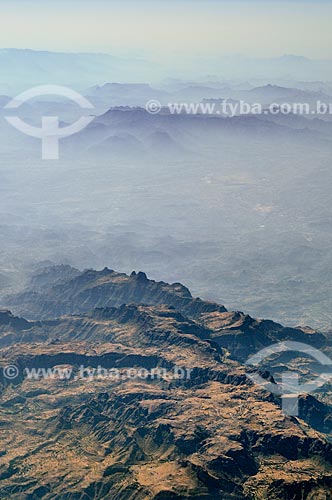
1,266 -> 332,499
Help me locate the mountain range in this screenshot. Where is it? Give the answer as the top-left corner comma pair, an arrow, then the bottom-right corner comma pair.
1,72 -> 332,332
2,50 -> 332,94
1,265 -> 332,498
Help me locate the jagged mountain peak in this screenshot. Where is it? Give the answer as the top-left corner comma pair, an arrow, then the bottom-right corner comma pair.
2,266 -> 225,321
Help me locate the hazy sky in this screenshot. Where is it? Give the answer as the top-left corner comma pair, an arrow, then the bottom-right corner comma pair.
1,0 -> 332,60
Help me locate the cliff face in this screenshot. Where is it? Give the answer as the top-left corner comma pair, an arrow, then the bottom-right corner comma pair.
0,267 -> 332,499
